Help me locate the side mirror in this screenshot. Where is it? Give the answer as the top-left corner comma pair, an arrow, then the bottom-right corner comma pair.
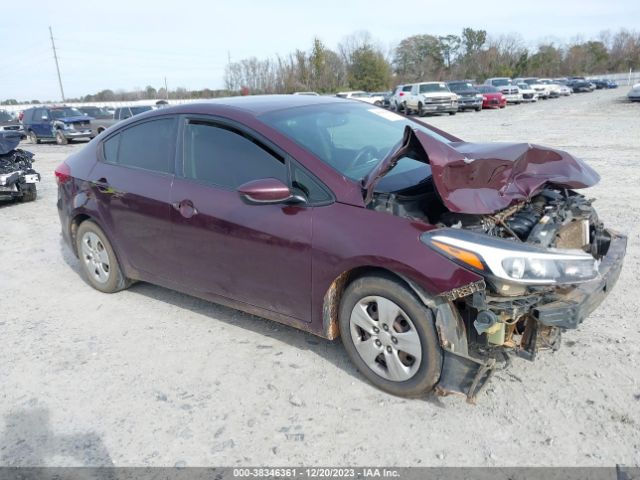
237,178 -> 305,205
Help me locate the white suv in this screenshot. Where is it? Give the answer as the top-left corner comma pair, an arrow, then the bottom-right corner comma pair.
405,82 -> 458,116
390,84 -> 413,111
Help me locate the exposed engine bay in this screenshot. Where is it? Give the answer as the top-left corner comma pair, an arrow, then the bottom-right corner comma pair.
370,179 -> 620,366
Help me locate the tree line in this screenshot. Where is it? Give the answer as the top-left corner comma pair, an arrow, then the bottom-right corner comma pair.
223,28 -> 640,94
2,27 -> 639,105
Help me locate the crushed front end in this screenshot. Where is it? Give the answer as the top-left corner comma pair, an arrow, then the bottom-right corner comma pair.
0,132 -> 40,202
422,188 -> 626,400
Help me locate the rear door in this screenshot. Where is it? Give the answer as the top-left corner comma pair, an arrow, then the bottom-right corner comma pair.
89,116 -> 178,279
169,116 -> 315,321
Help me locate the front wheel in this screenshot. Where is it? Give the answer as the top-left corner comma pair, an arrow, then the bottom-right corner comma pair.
339,275 -> 442,397
448,111 -> 456,115
55,130 -> 68,145
75,220 -> 130,293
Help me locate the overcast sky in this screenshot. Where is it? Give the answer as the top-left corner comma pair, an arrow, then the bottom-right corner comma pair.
1,0 -> 638,101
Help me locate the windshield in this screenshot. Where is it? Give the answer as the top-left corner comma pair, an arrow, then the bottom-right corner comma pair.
517,83 -> 529,90
259,102 -> 451,185
491,79 -> 510,87
130,106 -> 152,115
477,85 -> 498,93
448,82 -> 474,92
0,111 -> 13,122
419,83 -> 449,93
50,108 -> 83,119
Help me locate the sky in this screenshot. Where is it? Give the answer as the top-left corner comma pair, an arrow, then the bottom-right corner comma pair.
1,0 -> 638,101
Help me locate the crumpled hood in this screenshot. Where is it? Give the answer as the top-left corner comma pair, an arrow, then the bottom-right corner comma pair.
363,126 -> 600,214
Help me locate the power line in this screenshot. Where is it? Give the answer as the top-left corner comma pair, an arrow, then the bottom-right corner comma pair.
49,26 -> 66,102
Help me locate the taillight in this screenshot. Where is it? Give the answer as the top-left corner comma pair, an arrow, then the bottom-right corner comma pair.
55,162 -> 71,185
399,92 -> 405,96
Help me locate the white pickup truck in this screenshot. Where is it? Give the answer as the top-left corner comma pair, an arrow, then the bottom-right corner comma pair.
484,77 -> 523,104
405,82 -> 458,116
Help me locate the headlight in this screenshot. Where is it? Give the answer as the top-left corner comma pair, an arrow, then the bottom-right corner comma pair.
421,229 -> 599,285
475,94 -> 483,99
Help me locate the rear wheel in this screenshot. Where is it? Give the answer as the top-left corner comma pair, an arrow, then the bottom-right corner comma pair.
75,220 -> 130,293
55,130 -> 68,145
449,111 -> 456,115
339,275 -> 442,397
28,131 -> 39,144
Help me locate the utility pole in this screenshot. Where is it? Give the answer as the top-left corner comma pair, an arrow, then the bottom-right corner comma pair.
49,26 -> 65,102
164,77 -> 169,100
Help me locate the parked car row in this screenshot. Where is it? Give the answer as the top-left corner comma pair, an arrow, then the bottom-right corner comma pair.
369,75 -> 624,117
17,104 -> 154,145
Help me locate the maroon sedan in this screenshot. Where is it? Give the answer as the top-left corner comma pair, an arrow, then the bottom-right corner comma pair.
476,85 -> 507,109
56,96 -> 625,401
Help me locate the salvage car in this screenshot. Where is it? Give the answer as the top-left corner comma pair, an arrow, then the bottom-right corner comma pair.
475,85 -> 507,109
0,131 -> 39,202
22,106 -> 93,145
0,109 -> 24,138
447,81 -> 483,111
628,83 -> 640,102
56,96 -> 626,401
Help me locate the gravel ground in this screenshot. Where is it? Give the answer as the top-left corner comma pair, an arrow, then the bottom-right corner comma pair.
1,88 -> 639,467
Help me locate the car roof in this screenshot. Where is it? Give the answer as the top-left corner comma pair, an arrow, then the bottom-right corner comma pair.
145,95 -> 348,117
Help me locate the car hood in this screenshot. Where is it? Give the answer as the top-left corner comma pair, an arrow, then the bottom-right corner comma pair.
57,115 -> 92,123
362,126 -> 600,214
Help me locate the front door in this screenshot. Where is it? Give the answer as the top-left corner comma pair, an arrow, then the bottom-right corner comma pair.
170,118 -> 313,321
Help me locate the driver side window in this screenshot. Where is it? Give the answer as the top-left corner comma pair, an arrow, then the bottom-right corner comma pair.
182,120 -> 287,189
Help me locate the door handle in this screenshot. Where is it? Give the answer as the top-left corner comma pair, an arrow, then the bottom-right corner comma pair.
172,199 -> 198,218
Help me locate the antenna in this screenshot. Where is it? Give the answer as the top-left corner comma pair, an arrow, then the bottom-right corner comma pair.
49,26 -> 65,102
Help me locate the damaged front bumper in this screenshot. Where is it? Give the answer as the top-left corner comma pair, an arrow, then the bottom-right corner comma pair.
533,230 -> 626,329
430,229 -> 626,403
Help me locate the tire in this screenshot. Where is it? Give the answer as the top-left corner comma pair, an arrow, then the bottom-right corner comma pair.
55,130 -> 68,145
28,131 -> 39,144
75,220 -> 130,293
339,274 -> 442,397
448,111 -> 456,116
475,107 -> 482,112
402,102 -> 409,115
417,103 -> 425,117
18,183 -> 37,202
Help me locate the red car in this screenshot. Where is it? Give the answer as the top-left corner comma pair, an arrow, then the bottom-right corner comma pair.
476,85 -> 507,109
56,96 -> 625,402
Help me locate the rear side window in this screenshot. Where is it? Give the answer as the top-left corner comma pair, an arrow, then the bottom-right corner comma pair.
402,85 -> 412,92
102,118 -> 176,173
182,121 -> 286,189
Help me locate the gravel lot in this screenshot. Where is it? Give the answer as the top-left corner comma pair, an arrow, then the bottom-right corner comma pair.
1,88 -> 639,467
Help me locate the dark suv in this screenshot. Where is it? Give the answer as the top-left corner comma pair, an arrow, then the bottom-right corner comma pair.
22,106 -> 94,145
